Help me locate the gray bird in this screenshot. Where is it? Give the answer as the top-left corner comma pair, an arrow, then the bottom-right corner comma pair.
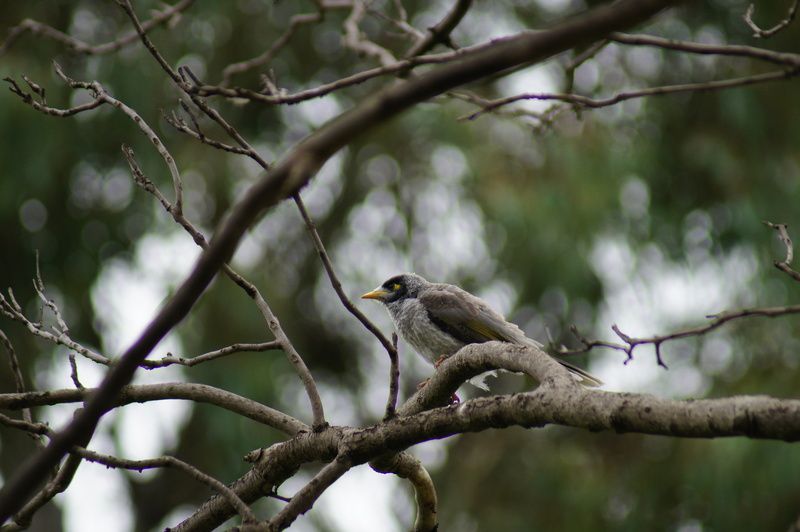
361,273 -> 602,389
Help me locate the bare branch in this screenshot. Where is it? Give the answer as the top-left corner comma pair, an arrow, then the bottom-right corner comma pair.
0,382 -> 306,436
610,32 -> 800,67
0,0 -> 195,58
370,452 -> 437,532
121,147 -> 326,429
174,342 -> 800,530
764,220 -> 800,282
744,1 -> 799,38
0,289 -> 111,367
267,454 -> 353,530
0,0 -> 683,520
115,0 -> 184,85
386,333 -> 400,420
559,305 -> 800,367
0,412 -> 256,528
461,69 -> 799,120
163,105 -> 252,156
220,12 -> 324,86
144,341 -> 282,369
343,0 -> 397,67
0,330 -> 40,445
292,194 -> 399,416
404,0 -> 473,58
67,354 -> 84,390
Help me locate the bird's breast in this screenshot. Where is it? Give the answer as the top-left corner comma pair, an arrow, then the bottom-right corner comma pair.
388,299 -> 464,365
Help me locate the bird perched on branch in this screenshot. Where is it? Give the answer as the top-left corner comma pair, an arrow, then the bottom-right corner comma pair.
361,273 -> 602,390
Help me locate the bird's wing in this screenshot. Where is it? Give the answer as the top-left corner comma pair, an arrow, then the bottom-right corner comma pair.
420,283 -> 534,346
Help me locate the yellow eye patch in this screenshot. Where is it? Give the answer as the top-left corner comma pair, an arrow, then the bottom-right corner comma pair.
391,283 -> 401,291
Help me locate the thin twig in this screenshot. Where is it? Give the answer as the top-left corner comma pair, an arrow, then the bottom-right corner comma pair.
343,0 -> 397,67
386,333 -> 400,420
404,0 -> 472,57
0,412 -> 257,526
122,146 -> 326,429
0,330 -> 40,444
764,221 -> 800,282
0,0 -> 196,58
0,383 -> 306,436
67,354 -> 84,390
220,12 -> 324,86
292,194 -> 400,418
267,454 -> 353,530
460,69 -> 799,120
610,32 -> 800,67
559,304 -> 800,367
743,0 -> 799,38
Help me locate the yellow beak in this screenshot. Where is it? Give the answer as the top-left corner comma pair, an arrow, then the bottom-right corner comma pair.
361,287 -> 390,300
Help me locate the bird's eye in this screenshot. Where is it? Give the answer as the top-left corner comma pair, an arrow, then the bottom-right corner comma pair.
391,283 -> 401,291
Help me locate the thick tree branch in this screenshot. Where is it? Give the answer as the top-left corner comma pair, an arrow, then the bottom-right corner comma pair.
0,0 -> 681,521
172,342 -> 800,530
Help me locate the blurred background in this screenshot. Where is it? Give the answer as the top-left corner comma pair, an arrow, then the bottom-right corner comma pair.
1,0 -> 799,530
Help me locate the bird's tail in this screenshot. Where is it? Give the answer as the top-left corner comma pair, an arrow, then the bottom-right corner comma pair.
558,359 -> 603,387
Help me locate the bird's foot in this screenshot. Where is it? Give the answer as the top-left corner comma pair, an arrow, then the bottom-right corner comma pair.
433,354 -> 448,369
416,378 -> 430,390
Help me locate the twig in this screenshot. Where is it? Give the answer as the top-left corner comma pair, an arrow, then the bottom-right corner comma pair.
0,330 -> 40,444
404,0 -> 472,58
292,194 -> 400,419
386,333 -> 400,420
744,1 -> 799,38
0,382 -> 306,436
0,0 -> 682,521
0,412 -> 257,526
122,146 -> 326,430
144,341 -> 282,369
0,289 -> 111,367
67,354 -> 84,390
559,304 -> 800,367
343,0 -> 397,67
460,69 -> 799,120
0,0 -> 196,58
116,0 -> 185,85
191,41 -> 503,105
220,12 -> 325,86
267,454 -> 353,530
764,221 -> 800,282
610,32 -> 800,67
163,104 -> 251,156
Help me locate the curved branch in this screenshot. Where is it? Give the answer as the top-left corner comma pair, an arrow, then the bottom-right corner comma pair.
0,0 -> 196,58
0,0 -> 680,521
0,383 -> 306,436
169,341 -> 800,530
371,452 -> 438,532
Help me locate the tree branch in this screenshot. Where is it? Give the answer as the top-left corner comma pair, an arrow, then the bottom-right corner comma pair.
0,383 -> 306,436
171,342 -> 800,530
0,0 -> 681,520
743,0 -> 799,38
0,0 -> 196,58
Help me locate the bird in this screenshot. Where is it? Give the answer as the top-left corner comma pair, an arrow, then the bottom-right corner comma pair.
361,273 -> 602,390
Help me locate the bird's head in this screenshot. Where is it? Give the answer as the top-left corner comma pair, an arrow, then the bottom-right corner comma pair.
361,273 -> 426,304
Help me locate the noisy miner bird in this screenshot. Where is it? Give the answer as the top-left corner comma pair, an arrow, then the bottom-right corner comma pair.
361,273 -> 602,390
